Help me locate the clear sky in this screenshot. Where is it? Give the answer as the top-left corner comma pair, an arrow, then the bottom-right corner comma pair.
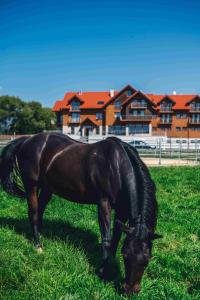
0,0 -> 200,107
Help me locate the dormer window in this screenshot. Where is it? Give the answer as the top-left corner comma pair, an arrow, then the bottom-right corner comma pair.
160,101 -> 173,111
97,100 -> 104,105
191,101 -> 200,111
70,101 -> 80,111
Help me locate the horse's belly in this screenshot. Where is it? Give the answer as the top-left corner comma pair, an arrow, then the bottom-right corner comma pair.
46,174 -> 97,204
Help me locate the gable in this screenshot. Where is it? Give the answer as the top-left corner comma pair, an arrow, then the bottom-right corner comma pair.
122,91 -> 155,107
103,84 -> 137,108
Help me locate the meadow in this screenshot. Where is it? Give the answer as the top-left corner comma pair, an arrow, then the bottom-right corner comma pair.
0,167 -> 199,300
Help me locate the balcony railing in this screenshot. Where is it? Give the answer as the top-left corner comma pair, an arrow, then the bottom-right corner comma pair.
159,107 -> 173,112
69,106 -> 80,112
130,103 -> 147,109
121,115 -> 152,121
190,106 -> 200,112
68,118 -> 80,123
158,119 -> 172,124
189,119 -> 200,124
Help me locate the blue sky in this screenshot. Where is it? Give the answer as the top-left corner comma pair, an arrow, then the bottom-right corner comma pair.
0,0 -> 200,107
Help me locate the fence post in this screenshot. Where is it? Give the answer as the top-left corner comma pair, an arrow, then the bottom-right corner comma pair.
169,137 -> 172,158
195,140 -> 198,163
159,138 -> 161,165
178,139 -> 182,161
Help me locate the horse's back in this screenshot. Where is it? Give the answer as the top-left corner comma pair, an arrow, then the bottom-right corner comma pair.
45,138 -> 123,204
17,132 -> 75,185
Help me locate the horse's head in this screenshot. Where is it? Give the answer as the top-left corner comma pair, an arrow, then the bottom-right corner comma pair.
117,220 -> 162,295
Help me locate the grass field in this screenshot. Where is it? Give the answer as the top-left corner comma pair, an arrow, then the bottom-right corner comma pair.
0,167 -> 199,300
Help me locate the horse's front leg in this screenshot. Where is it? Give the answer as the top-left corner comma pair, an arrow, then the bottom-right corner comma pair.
111,212 -> 127,257
97,198 -> 111,279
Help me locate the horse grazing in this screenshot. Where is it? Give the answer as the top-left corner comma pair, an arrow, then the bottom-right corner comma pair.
0,133 -> 161,295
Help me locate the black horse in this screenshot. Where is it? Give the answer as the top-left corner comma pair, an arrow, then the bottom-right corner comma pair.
0,133 -> 161,295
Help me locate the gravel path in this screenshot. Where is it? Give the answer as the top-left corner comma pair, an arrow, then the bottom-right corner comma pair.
142,157 -> 199,166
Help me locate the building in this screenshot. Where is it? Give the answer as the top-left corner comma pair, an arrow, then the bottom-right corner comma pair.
53,84 -> 200,138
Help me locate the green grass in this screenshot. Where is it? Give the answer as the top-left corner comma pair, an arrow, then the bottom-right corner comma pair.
0,167 -> 199,300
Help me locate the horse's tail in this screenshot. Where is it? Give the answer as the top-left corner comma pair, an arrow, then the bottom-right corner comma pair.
0,137 -> 28,197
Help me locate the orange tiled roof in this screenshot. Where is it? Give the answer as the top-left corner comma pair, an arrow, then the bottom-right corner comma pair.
147,94 -> 197,110
53,89 -> 199,112
53,91 -> 118,111
52,100 -> 63,112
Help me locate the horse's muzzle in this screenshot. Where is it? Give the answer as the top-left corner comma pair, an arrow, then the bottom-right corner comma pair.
124,282 -> 141,295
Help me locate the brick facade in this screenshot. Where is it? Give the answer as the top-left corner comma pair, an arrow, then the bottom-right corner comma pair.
53,85 -> 200,138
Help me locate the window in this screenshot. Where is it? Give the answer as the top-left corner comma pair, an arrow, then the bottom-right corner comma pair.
176,113 -> 187,119
131,99 -> 147,107
191,101 -> 200,110
176,127 -> 181,131
140,99 -> 147,106
71,101 -> 80,110
71,112 -> 80,122
160,113 -> 172,123
131,110 -> 145,116
114,112 -> 121,119
96,112 -> 103,120
160,101 -> 172,111
128,124 -> 149,134
127,90 -> 133,96
97,100 -> 104,105
108,125 -> 126,135
191,127 -> 200,131
114,100 -> 121,109
191,114 -> 200,123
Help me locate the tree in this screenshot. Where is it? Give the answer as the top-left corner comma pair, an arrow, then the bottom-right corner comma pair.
0,95 -> 57,134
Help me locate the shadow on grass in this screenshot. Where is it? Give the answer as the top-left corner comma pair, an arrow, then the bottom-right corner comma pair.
0,216 -> 123,293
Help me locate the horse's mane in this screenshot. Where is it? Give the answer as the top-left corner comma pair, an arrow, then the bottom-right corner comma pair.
107,137 -> 158,238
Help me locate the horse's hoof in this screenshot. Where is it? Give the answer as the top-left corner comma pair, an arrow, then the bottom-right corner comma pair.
96,267 -> 109,282
36,246 -> 43,254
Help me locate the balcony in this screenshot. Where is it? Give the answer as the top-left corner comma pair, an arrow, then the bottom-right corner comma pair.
121,115 -> 152,121
159,107 -> 173,113
189,106 -> 200,113
189,119 -> 200,124
130,103 -> 147,109
68,118 -> 80,123
69,106 -> 80,112
158,119 -> 172,124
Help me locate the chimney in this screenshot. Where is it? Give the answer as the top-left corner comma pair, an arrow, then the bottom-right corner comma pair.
173,91 -> 177,95
78,89 -> 82,95
110,89 -> 115,98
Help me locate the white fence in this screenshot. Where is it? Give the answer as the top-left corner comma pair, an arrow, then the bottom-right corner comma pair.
1,134 -> 200,165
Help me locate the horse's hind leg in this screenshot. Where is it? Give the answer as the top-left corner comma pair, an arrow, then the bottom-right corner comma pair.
38,187 -> 52,232
26,186 -> 42,251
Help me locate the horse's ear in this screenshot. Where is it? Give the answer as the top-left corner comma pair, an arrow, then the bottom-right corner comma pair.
116,220 -> 134,234
150,233 -> 163,240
